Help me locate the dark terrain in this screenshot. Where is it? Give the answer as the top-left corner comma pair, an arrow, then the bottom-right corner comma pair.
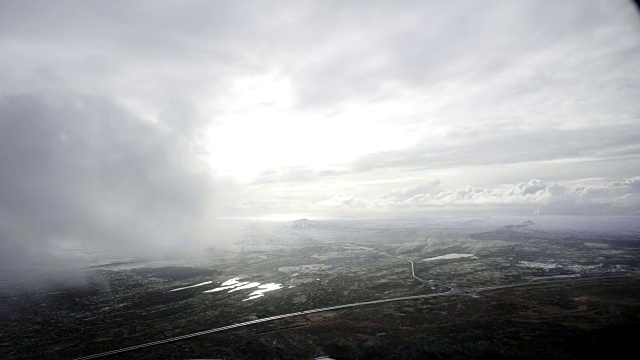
1,216 -> 639,359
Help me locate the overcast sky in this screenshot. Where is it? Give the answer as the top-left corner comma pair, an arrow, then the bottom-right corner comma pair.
1,0 -> 639,269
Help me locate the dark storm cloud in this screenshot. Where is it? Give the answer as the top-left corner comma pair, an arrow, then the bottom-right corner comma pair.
0,93 -> 218,276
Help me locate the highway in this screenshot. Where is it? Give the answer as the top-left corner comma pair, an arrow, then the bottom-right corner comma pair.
466,273 -> 634,295
74,273 -> 636,359
75,291 -> 461,359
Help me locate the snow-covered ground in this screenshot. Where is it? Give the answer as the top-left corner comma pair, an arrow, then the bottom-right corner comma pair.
202,278 -> 283,301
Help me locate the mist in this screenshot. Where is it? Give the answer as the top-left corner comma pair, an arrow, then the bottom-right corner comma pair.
0,93 -> 223,282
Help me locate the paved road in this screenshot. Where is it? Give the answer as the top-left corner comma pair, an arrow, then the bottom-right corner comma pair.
408,260 -> 418,279
75,291 -> 461,359
75,274 -> 636,359
466,273 -> 634,295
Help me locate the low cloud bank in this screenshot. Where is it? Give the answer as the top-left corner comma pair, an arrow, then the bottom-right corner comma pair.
310,177 -> 640,215
383,177 -> 640,213
0,93 -> 220,280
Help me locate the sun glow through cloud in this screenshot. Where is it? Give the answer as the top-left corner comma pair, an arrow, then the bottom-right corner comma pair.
203,75 -> 423,181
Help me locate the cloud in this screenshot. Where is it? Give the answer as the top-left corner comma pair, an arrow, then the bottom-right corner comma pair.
231,176 -> 640,216
319,194 -> 367,209
385,177 -> 640,213
1,1 -> 637,177
290,0 -> 640,113
0,93 -> 220,277
352,124 -> 640,173
573,177 -> 640,206
253,166 -> 343,184
383,180 -> 441,201
506,179 -> 554,197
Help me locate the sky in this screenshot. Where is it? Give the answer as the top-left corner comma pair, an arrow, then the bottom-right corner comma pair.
1,0 -> 639,271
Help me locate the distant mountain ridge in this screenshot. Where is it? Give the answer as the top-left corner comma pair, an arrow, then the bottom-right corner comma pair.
505,220 -> 535,229
290,218 -> 316,228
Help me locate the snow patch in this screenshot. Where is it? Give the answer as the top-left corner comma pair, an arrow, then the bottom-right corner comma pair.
423,253 -> 477,261
518,261 -> 559,270
203,278 -> 247,293
228,282 -> 260,293
243,283 -> 283,301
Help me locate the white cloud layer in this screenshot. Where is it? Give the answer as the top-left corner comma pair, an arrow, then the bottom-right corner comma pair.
367,177 -> 640,214
400,178 -> 639,206
251,177 -> 640,215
